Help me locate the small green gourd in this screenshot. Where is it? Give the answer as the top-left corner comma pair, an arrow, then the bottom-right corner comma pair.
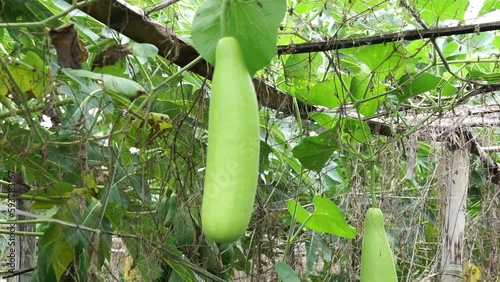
360,208 -> 397,282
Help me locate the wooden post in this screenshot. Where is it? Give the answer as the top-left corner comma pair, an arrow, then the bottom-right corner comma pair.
14,199 -> 35,282
440,130 -> 470,282
4,172 -> 35,282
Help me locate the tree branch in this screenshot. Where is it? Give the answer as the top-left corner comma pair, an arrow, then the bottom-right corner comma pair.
66,0 -> 302,115
277,21 -> 500,54
65,0 -> 500,116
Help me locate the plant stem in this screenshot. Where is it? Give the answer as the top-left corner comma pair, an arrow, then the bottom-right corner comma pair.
370,162 -> 377,208
283,170 -> 304,262
293,97 -> 303,131
220,0 -> 230,37
0,0 -> 98,28
0,193 -> 64,204
0,98 -> 74,119
0,220 -> 47,224
0,229 -> 43,236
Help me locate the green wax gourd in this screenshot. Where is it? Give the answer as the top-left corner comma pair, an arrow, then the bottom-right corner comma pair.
360,208 -> 397,282
201,37 -> 260,243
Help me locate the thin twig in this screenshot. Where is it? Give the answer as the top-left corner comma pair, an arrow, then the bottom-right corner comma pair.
277,21 -> 500,55
0,0 -> 97,28
146,0 -> 180,15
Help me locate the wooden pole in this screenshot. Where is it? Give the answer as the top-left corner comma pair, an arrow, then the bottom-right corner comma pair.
440,130 -> 470,281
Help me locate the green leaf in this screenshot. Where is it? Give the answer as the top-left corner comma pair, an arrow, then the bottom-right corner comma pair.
339,56 -> 363,74
172,206 -> 196,253
63,68 -> 146,100
479,0 -> 500,15
287,199 -> 313,224
37,241 -> 74,281
467,68 -> 500,84
259,140 -> 273,170
284,53 -> 323,84
295,2 -> 314,13
311,113 -> 338,130
398,72 -> 457,101
416,0 -> 468,24
123,237 -> 163,280
341,118 -> 372,144
191,0 -> 286,75
311,115 -> 371,145
292,128 -> 339,171
0,51 -> 49,99
129,174 -> 152,202
339,0 -> 388,13
52,239 -> 75,280
468,32 -> 495,49
405,40 -> 431,60
163,237 -> 198,282
168,271 -> 185,282
287,195 -> 356,238
342,43 -> 407,78
298,76 -> 350,109
442,41 -> 460,58
36,204 -> 77,281
351,73 -> 384,117
306,232 -> 320,274
275,262 -> 300,282
131,42 -> 159,57
80,198 -> 103,228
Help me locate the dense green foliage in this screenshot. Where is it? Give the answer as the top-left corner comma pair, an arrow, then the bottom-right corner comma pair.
0,0 -> 499,281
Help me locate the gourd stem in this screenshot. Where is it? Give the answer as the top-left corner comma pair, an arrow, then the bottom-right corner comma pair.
370,162 -> 377,208
283,169 -> 304,261
220,0 -> 230,37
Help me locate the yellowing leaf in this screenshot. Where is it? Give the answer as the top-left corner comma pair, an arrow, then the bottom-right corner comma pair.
0,51 -> 50,99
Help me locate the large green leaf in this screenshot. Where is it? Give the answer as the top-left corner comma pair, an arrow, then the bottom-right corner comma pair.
341,118 -> 372,144
123,236 -> 164,280
342,43 -> 407,79
63,68 -> 146,103
284,53 -> 323,85
130,42 -> 159,57
467,68 -> 500,84
36,201 -> 80,281
479,0 -> 500,16
0,51 -> 49,99
338,0 -> 388,13
275,262 -> 300,282
36,239 -> 75,281
292,128 -> 339,171
191,0 -> 286,75
398,72 -> 457,101
297,76 -> 351,109
351,73 -> 384,117
416,0 -> 468,25
80,198 -> 103,228
312,115 -> 371,145
405,40 -> 431,60
163,238 -> 198,282
468,32 -> 495,50
52,239 -> 75,280
287,195 -> 356,238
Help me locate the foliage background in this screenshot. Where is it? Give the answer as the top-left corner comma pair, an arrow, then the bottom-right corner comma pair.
0,0 -> 499,281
